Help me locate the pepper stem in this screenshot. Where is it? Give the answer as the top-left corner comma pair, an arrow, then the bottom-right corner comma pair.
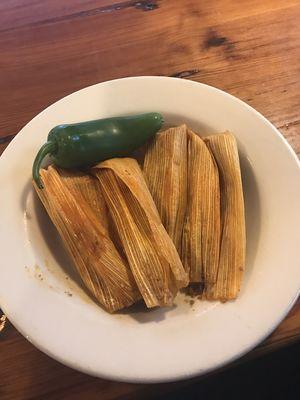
32,141 -> 57,189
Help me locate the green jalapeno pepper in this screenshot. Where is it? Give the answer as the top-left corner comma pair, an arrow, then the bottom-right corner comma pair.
33,112 -> 163,188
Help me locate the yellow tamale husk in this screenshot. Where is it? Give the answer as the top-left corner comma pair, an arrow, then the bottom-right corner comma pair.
92,158 -> 189,308
182,130 -> 221,283
58,169 -> 108,227
203,132 -> 246,301
59,168 -> 127,258
143,125 -> 188,255
34,166 -> 140,312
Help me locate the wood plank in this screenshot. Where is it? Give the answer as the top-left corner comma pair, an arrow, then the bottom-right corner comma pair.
0,1 -> 299,149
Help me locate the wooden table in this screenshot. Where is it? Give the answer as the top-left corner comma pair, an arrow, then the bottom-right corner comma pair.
0,1 -> 299,398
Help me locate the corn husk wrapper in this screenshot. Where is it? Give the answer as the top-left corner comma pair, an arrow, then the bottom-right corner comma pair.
182,130 -> 221,283
58,169 -> 108,228
34,166 -> 140,312
143,125 -> 188,255
92,158 -> 189,308
57,168 -> 129,255
203,132 -> 246,301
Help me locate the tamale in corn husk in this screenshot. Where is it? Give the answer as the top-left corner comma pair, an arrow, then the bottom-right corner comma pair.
92,158 -> 189,308
58,169 -> 108,226
182,130 -> 221,284
60,168 -> 130,259
203,132 -> 246,301
143,125 -> 188,255
34,166 -> 140,312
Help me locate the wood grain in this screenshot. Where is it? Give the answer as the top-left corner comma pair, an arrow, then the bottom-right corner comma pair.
0,1 -> 299,399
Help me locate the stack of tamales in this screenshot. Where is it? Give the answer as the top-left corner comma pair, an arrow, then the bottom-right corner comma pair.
92,158 -> 188,308
34,160 -> 188,312
34,125 -> 245,312
34,166 -> 140,312
144,126 -> 245,302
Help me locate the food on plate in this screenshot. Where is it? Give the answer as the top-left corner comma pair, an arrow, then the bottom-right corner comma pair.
203,133 -> 246,301
59,168 -> 107,223
32,115 -> 246,312
182,129 -> 221,284
32,112 -> 163,188
34,166 -> 140,312
143,125 -> 187,254
92,158 -> 188,308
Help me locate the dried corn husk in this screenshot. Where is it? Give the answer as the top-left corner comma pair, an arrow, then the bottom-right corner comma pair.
143,125 -> 188,255
34,166 -> 140,312
92,158 -> 189,308
204,132 -> 246,301
182,130 -> 221,283
58,169 -> 108,228
60,168 -> 128,258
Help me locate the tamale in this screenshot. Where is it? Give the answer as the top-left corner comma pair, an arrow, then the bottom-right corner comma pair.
143,125 -> 188,255
59,168 -> 129,259
58,169 -> 108,227
92,158 -> 189,308
34,166 -> 140,312
182,130 -> 221,283
204,132 -> 246,301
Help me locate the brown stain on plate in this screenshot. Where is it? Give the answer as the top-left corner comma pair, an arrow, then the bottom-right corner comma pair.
25,264 -> 76,298
41,260 -> 95,305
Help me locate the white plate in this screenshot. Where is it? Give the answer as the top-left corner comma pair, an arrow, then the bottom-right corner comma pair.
0,77 -> 299,383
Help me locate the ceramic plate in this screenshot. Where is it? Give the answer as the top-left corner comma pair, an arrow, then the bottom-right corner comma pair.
0,77 -> 299,382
